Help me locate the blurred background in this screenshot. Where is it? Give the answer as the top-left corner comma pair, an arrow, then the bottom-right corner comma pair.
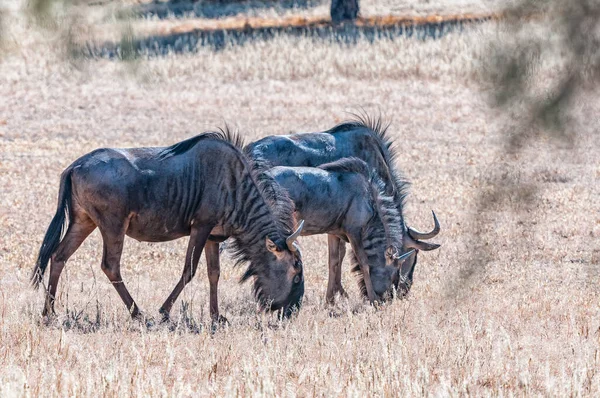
0,0 -> 599,396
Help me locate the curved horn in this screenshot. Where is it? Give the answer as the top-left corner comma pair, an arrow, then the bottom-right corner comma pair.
404,234 -> 440,252
407,210 -> 440,240
286,220 -> 305,252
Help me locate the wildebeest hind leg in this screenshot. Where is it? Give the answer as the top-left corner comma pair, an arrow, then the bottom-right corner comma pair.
159,224 -> 213,321
43,214 -> 96,316
99,224 -> 141,319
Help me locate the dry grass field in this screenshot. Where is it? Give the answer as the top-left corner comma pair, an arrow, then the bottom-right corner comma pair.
1,1 -> 600,396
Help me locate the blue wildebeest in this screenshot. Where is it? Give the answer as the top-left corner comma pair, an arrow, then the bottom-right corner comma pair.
243,115 -> 440,302
265,158 -> 416,303
32,130 -> 305,321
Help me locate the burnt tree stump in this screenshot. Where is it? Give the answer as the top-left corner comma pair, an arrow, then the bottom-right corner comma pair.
330,0 -> 359,24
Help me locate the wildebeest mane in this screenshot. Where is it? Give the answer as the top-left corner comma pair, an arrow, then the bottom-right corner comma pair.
157,128 -> 296,285
232,167 -> 297,269
318,157 -> 402,248
317,157 -> 370,175
352,255 -> 368,297
349,165 -> 404,297
328,112 -> 410,216
234,152 -> 300,300
313,154 -> 405,296
235,165 -> 299,303
203,133 -> 297,286
157,127 -> 246,161
335,113 -> 412,297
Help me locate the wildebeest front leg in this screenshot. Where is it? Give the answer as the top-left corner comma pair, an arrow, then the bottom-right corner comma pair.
159,224 -> 212,321
205,240 -> 227,324
336,239 -> 347,297
326,235 -> 348,303
347,232 -> 380,304
100,227 -> 141,319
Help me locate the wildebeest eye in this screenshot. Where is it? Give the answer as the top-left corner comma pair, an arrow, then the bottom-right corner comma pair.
293,275 -> 301,284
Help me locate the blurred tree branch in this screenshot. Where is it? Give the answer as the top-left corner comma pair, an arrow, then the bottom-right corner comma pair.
487,0 -> 600,151
452,0 -> 600,293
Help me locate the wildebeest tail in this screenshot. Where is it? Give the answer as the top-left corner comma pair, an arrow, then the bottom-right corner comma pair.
31,168 -> 74,289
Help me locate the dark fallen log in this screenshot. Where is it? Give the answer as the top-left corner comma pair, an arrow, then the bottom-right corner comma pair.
80,13 -> 499,58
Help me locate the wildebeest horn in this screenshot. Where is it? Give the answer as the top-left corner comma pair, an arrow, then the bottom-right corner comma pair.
287,220 -> 305,252
393,249 -> 416,261
404,234 -> 441,251
407,210 -> 440,240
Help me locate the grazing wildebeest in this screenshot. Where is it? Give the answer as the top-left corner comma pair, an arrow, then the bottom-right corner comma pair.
243,115 -> 440,301
31,130 -> 305,321
266,158 -> 416,303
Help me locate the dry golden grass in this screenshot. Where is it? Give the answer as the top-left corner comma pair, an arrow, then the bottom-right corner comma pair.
1,4 -> 600,396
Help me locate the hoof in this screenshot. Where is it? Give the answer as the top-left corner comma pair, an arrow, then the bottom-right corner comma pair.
325,295 -> 336,306
325,288 -> 348,305
130,313 -> 157,330
159,313 -> 171,324
41,307 -> 57,326
370,298 -> 383,309
158,307 -> 172,324
144,316 -> 157,330
42,304 -> 56,319
213,315 -> 229,325
210,315 -> 229,333
42,314 -> 54,326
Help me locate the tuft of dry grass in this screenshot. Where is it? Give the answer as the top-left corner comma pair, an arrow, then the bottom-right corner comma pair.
1,3 -> 600,396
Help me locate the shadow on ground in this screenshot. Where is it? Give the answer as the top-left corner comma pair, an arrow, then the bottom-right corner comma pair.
132,0 -> 321,20
83,16 -> 492,58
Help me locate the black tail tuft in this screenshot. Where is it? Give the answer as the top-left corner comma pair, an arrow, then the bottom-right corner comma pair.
31,169 -> 73,289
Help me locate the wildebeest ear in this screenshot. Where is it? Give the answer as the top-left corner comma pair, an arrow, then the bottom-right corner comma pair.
266,238 -> 279,253
385,246 -> 400,265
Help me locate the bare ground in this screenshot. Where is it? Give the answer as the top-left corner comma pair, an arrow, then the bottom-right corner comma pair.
1,4 -> 600,396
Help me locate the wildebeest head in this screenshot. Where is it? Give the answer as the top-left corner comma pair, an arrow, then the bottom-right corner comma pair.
353,243 -> 412,301
241,221 -> 305,318
386,211 -> 441,297
367,249 -> 414,300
